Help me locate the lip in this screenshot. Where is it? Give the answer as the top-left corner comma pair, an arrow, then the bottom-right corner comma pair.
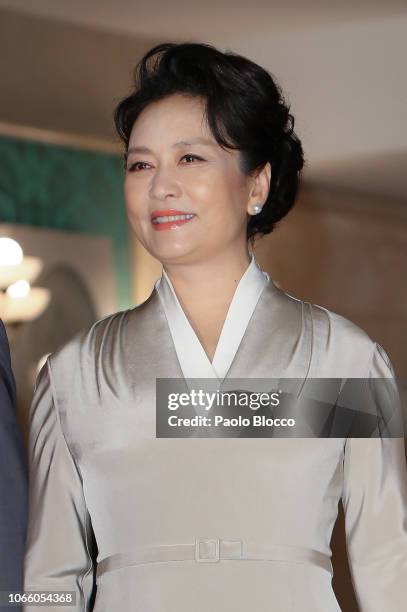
150,209 -> 196,231
151,209 -> 194,220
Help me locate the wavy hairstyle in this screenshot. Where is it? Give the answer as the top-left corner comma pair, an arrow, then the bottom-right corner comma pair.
114,42 -> 305,243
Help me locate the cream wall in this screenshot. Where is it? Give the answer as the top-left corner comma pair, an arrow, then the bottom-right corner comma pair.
255,183 -> 407,377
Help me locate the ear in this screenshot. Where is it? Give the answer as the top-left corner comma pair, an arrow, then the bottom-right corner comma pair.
248,162 -> 271,209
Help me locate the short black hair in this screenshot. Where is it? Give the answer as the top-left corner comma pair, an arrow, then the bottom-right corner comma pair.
114,42 -> 305,243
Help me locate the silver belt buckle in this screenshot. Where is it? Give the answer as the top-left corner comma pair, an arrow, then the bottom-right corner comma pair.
195,537 -> 220,562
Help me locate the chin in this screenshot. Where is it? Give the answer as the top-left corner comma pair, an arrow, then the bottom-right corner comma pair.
157,244 -> 207,266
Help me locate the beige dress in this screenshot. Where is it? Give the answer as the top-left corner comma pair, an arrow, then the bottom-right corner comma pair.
23,254 -> 407,611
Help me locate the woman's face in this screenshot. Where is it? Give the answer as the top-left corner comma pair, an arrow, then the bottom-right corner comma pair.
124,93 -> 266,265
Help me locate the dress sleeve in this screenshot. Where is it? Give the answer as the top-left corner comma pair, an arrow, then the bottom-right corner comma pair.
341,342 -> 407,611
23,358 -> 95,611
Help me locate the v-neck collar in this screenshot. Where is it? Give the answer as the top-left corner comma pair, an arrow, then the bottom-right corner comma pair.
154,253 -> 270,382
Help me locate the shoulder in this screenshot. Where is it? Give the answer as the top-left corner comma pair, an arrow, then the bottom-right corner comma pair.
284,293 -> 379,377
276,284 -> 373,349
310,302 -> 395,377
43,289 -> 162,411
46,285 -> 159,379
46,306 -> 135,386
311,302 -> 373,347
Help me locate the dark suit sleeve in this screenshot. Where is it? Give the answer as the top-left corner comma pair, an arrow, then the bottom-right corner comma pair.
0,318 -> 28,609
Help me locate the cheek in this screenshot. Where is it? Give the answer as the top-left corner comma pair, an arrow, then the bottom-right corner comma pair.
187,168 -> 240,208
123,181 -> 145,235
190,171 -> 246,225
188,177 -> 215,207
124,179 -> 144,216
124,178 -> 138,205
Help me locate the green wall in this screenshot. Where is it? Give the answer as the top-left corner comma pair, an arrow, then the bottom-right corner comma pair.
0,135 -> 131,310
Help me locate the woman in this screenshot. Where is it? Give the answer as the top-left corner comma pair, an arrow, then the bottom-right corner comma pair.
23,42 -> 407,611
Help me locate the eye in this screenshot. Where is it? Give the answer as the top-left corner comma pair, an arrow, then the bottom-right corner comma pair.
126,154 -> 204,173
181,154 -> 204,164
126,161 -> 150,172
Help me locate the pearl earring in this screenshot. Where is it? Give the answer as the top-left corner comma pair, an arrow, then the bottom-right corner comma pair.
250,203 -> 263,215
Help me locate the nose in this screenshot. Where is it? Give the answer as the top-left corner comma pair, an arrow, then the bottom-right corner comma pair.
148,166 -> 182,201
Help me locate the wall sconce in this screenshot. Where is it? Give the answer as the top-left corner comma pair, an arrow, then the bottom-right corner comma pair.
0,236 -> 51,325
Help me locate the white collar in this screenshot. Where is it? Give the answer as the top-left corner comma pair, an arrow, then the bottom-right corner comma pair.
154,253 -> 270,381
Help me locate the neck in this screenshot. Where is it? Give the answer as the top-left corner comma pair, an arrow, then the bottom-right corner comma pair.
162,248 -> 253,317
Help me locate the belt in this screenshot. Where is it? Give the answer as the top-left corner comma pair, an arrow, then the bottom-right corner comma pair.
96,538 -> 333,582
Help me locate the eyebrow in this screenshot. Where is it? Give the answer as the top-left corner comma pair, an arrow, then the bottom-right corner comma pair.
125,137 -> 215,158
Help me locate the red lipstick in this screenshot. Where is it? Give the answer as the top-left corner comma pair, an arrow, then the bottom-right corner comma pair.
151,209 -> 196,231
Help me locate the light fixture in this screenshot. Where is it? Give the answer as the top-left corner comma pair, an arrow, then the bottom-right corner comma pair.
0,237 -> 51,324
